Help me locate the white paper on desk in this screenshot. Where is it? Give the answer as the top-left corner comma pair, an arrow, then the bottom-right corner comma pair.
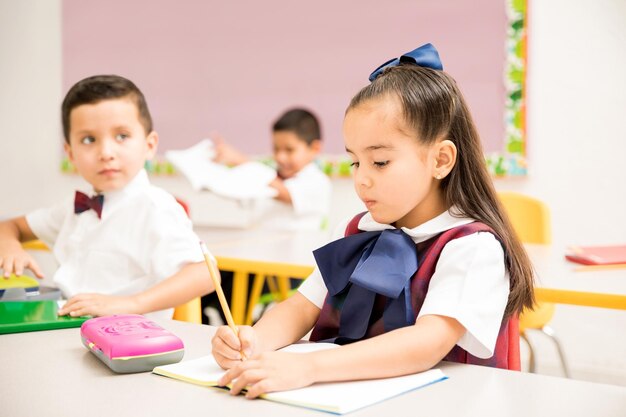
153,342 -> 447,414
165,139 -> 278,200
263,366 -> 447,414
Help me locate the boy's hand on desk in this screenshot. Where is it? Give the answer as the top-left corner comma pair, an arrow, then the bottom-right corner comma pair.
0,243 -> 44,278
218,351 -> 315,398
212,325 -> 257,369
58,293 -> 139,317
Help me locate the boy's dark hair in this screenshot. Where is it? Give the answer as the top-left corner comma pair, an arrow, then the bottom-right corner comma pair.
61,75 -> 153,143
272,108 -> 321,145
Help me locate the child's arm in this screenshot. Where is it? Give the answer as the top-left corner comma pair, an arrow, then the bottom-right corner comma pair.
220,313 -> 464,398
213,136 -> 249,166
212,134 -> 294,204
0,217 -> 44,278
58,262 -> 214,317
212,292 -> 320,369
268,177 -> 293,204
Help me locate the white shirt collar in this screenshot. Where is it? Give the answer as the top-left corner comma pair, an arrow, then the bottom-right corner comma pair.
358,207 -> 475,244
99,169 -> 151,217
291,162 -> 317,178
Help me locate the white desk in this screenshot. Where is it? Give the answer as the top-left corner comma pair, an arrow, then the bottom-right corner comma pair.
2,320 -> 624,417
196,226 -> 329,265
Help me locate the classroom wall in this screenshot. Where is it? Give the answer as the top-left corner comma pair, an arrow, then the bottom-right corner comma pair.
61,0 -> 507,155
0,0 -> 74,211
500,0 -> 626,384
0,0 -> 624,384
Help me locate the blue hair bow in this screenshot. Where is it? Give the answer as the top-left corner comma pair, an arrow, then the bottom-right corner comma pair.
368,43 -> 443,82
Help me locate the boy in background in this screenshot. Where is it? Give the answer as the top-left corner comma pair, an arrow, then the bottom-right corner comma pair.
0,75 -> 214,320
214,108 -> 331,231
205,108 -> 332,325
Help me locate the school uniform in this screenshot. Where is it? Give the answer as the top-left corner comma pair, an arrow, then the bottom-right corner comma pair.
26,169 -> 204,320
254,162 -> 331,231
298,209 -> 511,364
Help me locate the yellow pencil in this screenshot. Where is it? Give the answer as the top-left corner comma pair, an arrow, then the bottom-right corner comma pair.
574,263 -> 626,272
200,241 -> 247,360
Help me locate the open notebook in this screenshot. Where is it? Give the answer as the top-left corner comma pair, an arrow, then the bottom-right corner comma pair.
165,139 -> 278,200
153,343 -> 447,414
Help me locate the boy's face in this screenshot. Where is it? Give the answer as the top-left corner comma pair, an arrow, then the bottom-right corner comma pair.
64,98 -> 158,193
272,131 -> 320,179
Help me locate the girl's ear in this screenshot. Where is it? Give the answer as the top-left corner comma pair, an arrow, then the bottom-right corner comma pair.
433,139 -> 457,180
145,131 -> 159,160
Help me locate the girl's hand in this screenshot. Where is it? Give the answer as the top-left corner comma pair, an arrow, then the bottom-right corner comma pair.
218,351 -> 316,398
58,293 -> 140,317
212,325 -> 257,369
0,243 -> 44,278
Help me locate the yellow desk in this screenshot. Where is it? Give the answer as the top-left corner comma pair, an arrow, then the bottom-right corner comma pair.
215,256 -> 314,325
196,227 -> 327,324
196,228 -> 626,323
526,244 -> 626,310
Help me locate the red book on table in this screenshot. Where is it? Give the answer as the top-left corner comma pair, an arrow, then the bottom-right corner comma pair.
565,245 -> 626,265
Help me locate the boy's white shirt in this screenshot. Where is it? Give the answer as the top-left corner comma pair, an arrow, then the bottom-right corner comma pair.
25,169 -> 205,320
253,162 -> 332,231
298,209 -> 510,359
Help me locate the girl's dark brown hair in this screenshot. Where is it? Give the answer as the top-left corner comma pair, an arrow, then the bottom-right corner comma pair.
348,65 -> 534,317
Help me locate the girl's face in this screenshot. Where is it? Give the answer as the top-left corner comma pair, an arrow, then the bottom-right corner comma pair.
343,97 -> 447,229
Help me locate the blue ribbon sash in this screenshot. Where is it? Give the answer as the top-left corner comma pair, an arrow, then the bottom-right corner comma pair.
313,229 -> 419,343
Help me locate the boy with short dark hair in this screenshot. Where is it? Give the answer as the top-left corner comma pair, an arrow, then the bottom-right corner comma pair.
215,108 -> 331,231
0,74 -> 214,319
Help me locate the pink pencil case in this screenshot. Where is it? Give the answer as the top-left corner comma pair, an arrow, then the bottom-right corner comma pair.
81,314 -> 184,373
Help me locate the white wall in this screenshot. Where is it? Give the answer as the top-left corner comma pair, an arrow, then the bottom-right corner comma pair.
0,0 -> 83,217
0,0 -> 624,384
496,0 -> 626,384
498,0 -> 626,250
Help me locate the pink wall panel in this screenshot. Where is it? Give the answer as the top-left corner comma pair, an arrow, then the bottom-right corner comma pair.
63,0 -> 506,155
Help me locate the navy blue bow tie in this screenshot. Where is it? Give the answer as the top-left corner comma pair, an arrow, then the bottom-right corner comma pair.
313,228 -> 418,343
74,191 -> 104,219
369,43 -> 443,82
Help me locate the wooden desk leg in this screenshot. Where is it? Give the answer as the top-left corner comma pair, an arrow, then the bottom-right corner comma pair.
276,275 -> 290,300
245,275 -> 266,326
231,270 -> 249,325
266,276 -> 279,298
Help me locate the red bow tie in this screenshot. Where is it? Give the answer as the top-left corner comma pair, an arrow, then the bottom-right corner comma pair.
74,191 -> 104,219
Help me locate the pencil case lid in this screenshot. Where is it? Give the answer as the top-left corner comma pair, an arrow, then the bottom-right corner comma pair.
80,314 -> 184,360
0,275 -> 39,296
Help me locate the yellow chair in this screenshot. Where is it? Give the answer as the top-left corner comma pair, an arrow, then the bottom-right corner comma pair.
498,191 -> 570,377
215,256 -> 314,325
22,240 -> 202,323
172,297 -> 202,323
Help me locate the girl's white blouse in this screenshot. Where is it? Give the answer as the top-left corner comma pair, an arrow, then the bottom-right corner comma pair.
298,210 -> 509,359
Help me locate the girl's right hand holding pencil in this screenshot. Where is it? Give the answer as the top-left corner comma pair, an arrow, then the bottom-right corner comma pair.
212,325 -> 257,369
